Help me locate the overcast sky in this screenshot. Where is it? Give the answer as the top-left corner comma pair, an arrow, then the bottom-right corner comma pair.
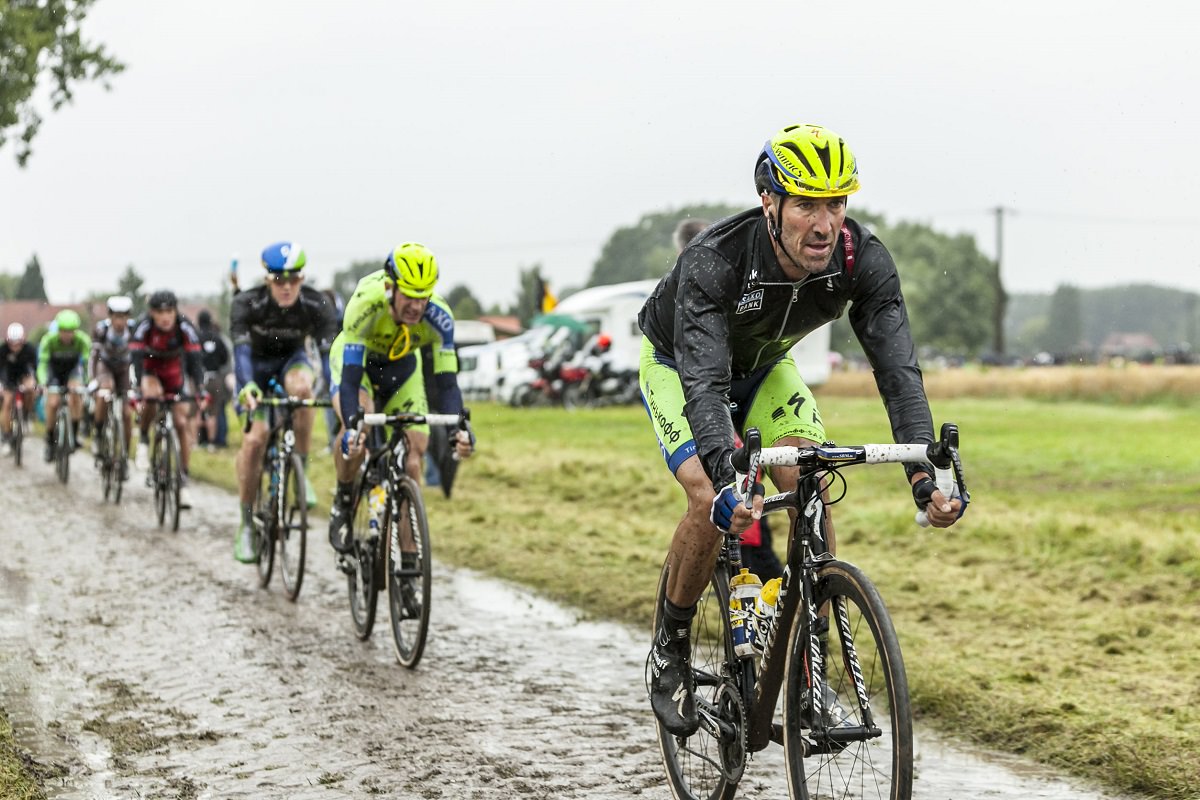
2,0 -> 1197,308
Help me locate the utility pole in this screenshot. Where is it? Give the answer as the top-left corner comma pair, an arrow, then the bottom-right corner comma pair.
991,206 -> 1013,357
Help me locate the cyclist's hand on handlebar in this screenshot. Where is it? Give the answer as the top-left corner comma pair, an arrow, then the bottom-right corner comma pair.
452,428 -> 474,460
912,475 -> 966,528
237,381 -> 262,412
340,412 -> 366,457
710,481 -> 763,534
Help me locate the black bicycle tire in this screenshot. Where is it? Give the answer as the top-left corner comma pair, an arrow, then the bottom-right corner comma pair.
167,429 -> 181,532
783,560 -> 913,800
152,432 -> 166,526
347,485 -> 379,640
100,410 -> 115,502
387,476 -> 432,669
254,458 -> 275,588
56,413 -> 70,484
279,453 -> 307,602
12,407 -> 22,466
652,560 -> 742,800
112,406 -> 125,504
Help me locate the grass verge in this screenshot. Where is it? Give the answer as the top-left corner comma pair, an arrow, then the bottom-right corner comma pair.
1,712 -> 45,800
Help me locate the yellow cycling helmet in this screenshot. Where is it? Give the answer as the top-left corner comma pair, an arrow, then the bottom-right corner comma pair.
384,242 -> 439,299
754,123 -> 860,197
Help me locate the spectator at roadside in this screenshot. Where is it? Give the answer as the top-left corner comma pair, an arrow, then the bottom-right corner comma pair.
196,310 -> 233,450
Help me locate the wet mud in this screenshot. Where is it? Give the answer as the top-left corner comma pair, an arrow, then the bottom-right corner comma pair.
0,451 -> 1131,799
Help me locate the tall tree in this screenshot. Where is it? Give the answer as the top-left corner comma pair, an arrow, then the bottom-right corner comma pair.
1040,284 -> 1083,355
0,0 -> 125,166
831,215 -> 994,358
15,253 -> 47,300
445,283 -> 482,320
511,264 -> 548,326
588,203 -> 743,286
331,259 -> 379,302
116,263 -> 144,314
0,271 -> 19,299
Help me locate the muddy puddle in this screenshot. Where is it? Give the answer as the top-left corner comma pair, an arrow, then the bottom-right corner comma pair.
0,451 -> 1134,799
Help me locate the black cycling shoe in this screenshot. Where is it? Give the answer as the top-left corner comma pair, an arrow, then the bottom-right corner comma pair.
801,680 -> 853,733
328,500 -> 353,553
43,440 -> 54,463
649,620 -> 699,737
396,554 -> 421,619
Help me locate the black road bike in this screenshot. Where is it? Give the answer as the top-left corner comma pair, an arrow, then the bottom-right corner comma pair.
94,388 -> 130,503
139,393 -> 190,532
344,409 -> 470,669
6,388 -> 29,466
652,423 -> 968,800
46,386 -> 84,484
247,396 -> 331,602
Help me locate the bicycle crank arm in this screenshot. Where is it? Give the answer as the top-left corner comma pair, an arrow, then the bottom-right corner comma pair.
696,701 -> 736,742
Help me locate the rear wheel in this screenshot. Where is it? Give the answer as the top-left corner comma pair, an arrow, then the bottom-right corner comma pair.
387,476 -> 432,668
254,460 -> 275,588
783,561 -> 912,800
652,560 -> 742,800
278,454 -> 308,602
347,486 -> 379,640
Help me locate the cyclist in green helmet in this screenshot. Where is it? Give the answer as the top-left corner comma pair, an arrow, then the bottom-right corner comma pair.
38,309 -> 92,462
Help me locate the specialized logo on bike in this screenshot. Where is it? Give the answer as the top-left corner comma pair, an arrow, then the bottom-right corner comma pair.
736,288 -> 764,315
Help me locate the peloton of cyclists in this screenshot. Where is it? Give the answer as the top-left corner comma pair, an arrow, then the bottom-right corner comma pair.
89,295 -> 136,467
38,309 -> 91,462
230,241 -> 338,564
326,243 -> 475,566
1,323 -> 37,455
129,290 -> 208,510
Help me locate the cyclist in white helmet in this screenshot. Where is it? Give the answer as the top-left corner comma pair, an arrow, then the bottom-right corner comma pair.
2,323 -> 37,454
89,296 -> 135,463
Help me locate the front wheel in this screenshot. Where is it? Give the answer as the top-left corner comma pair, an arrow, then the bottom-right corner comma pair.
278,454 -> 308,602
160,430 -> 182,532
783,560 -> 913,800
111,407 -> 126,504
387,477 -> 432,669
651,561 -> 742,800
55,414 -> 70,484
11,408 -> 22,466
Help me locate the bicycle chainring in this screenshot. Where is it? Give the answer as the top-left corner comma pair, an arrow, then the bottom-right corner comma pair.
716,681 -> 748,783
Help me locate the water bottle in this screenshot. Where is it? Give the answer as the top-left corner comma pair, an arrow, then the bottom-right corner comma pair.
728,568 -> 763,658
367,485 -> 386,540
267,447 -> 279,495
751,577 -> 783,654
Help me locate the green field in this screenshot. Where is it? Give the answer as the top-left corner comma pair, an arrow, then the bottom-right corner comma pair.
7,393 -> 1200,797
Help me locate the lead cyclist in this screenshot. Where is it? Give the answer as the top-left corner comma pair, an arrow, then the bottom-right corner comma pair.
639,123 -> 966,737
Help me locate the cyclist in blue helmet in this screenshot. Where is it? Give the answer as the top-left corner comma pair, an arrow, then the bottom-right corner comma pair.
230,241 -> 338,563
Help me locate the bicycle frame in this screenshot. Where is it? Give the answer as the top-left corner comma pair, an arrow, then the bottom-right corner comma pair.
723,428 -> 968,753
